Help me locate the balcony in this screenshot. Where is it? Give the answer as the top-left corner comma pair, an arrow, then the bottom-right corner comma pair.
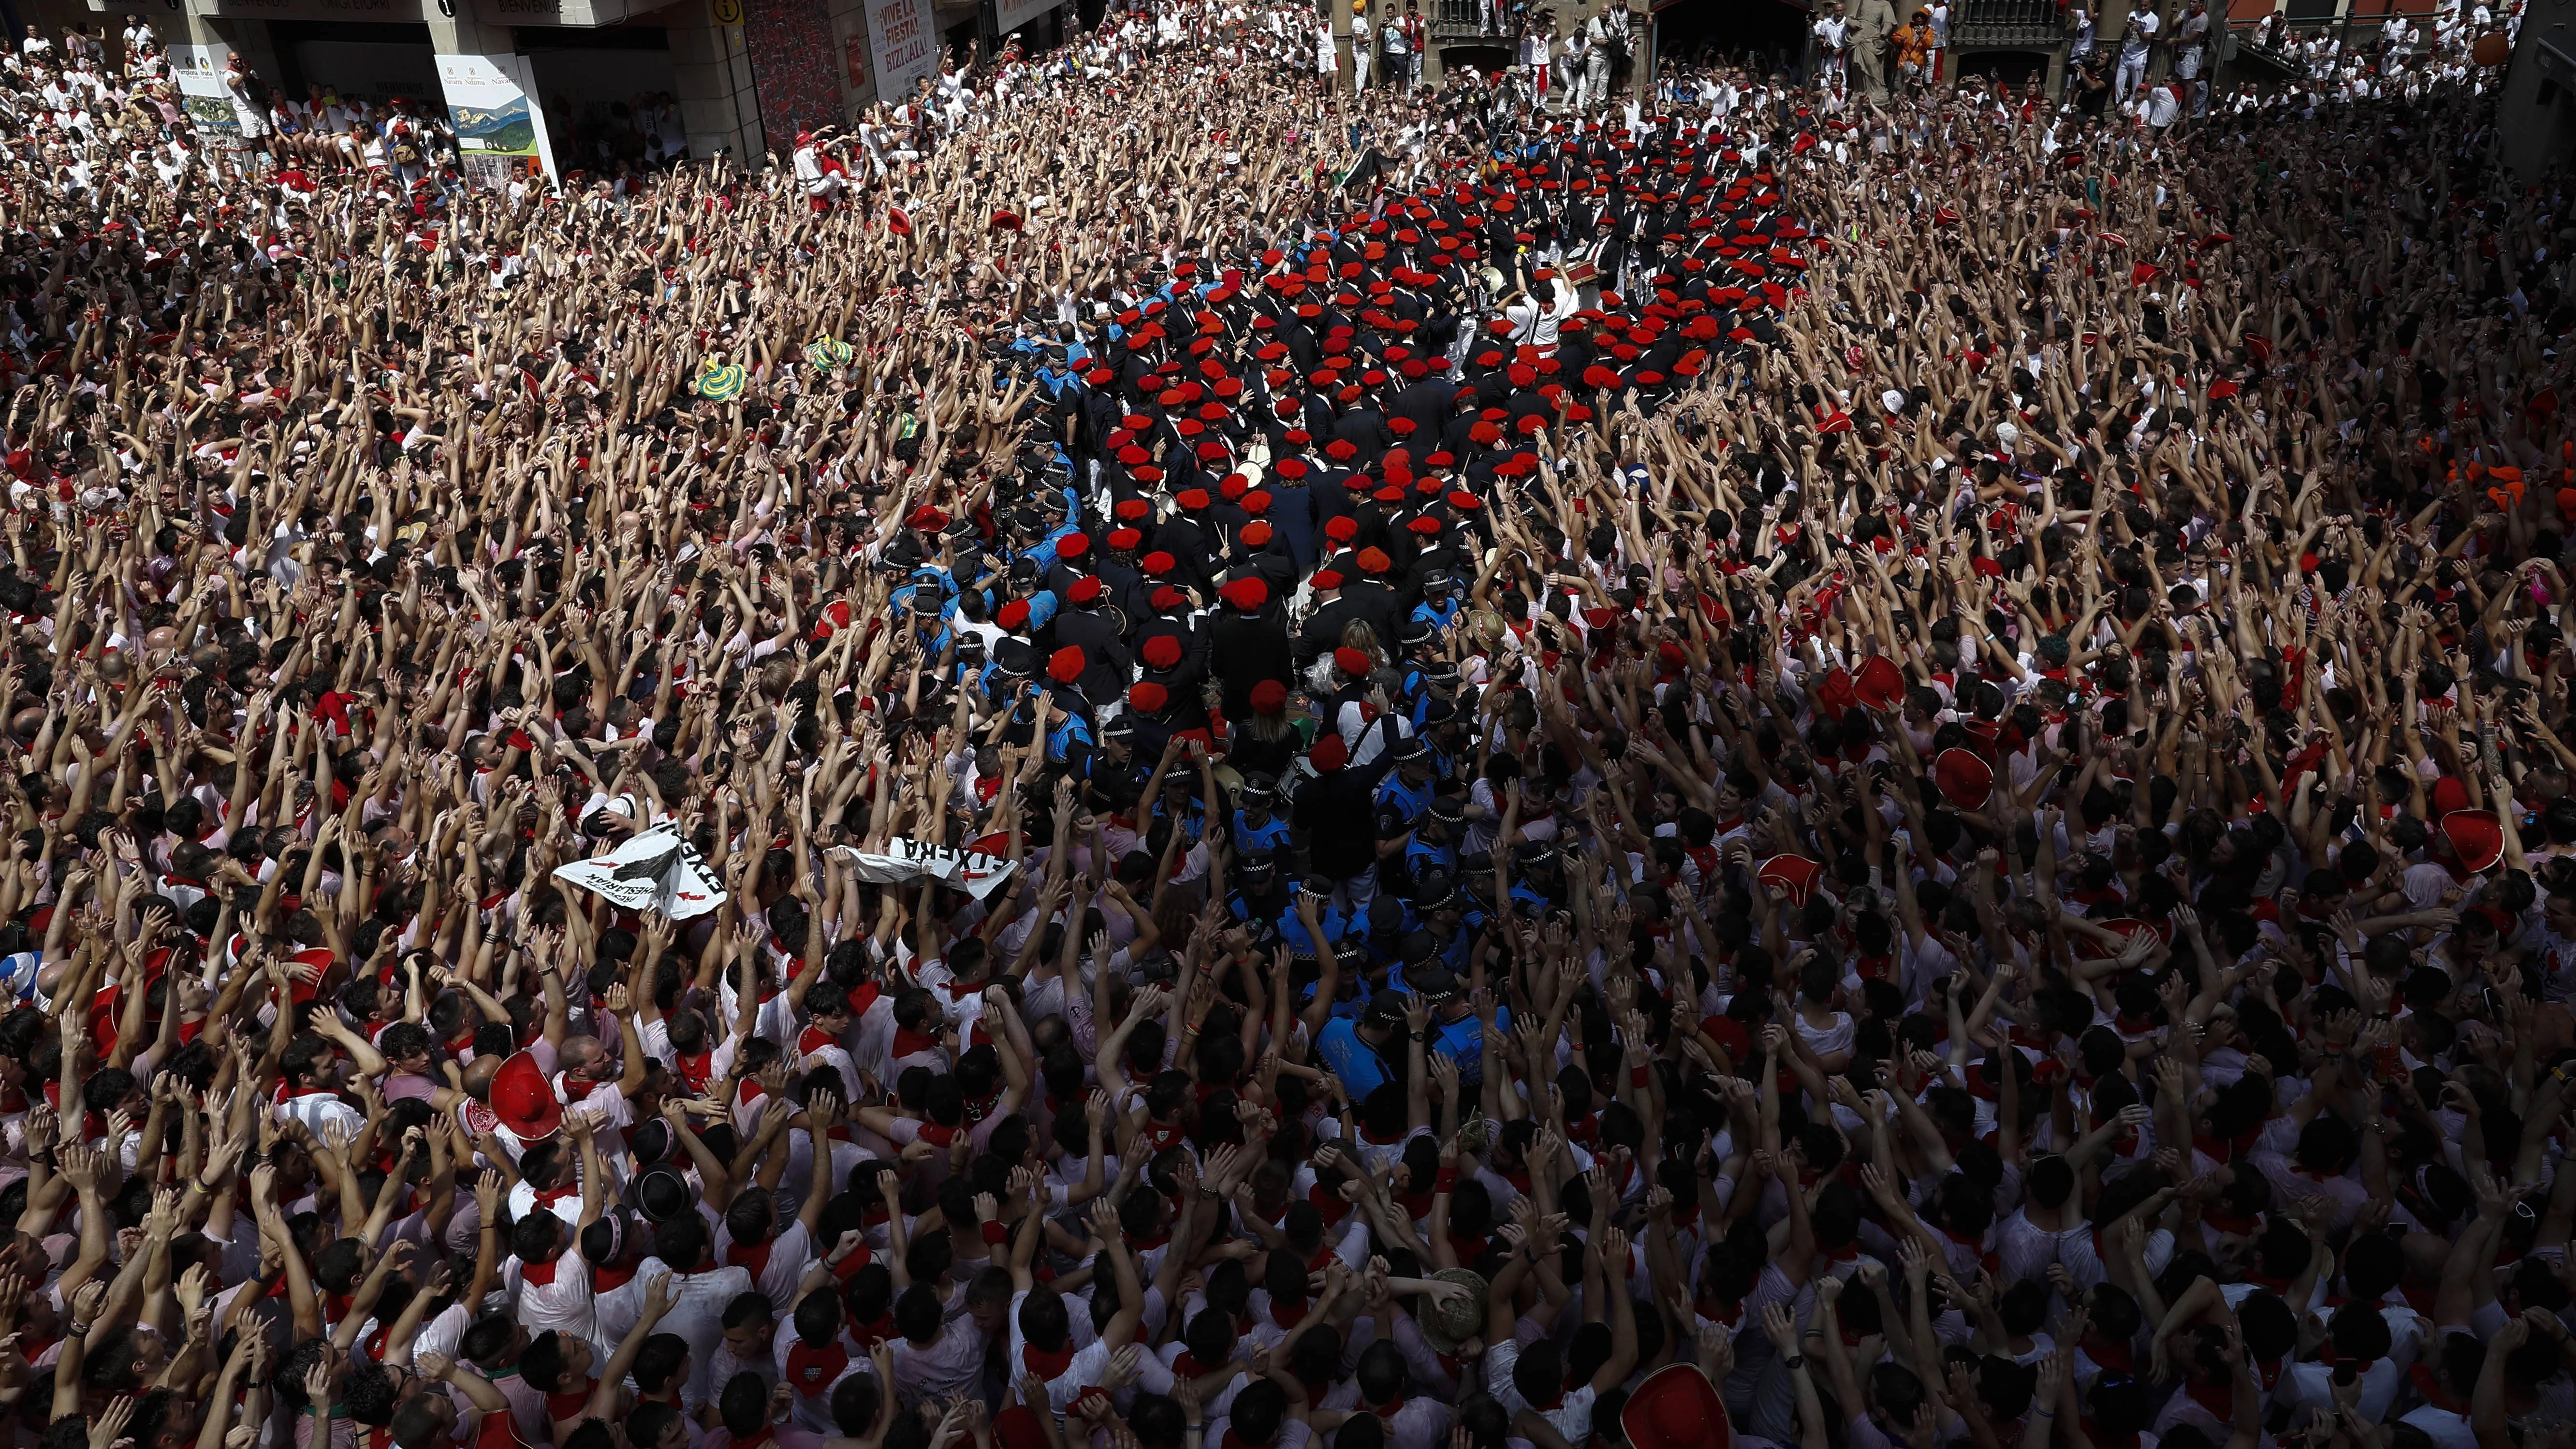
1946,0 -> 2070,48
1427,0 -> 1511,44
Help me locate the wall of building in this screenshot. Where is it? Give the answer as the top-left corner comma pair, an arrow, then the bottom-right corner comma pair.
2497,0 -> 2576,175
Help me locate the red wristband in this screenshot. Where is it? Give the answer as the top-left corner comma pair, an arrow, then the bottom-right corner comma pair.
980,1220 -> 1009,1247
1629,1066 -> 1651,1088
1434,1168 -> 1460,1193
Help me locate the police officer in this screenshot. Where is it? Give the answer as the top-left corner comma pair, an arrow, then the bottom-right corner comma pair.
1233,772 -> 1292,856
1405,793 -> 1465,887
1508,840 -> 1567,916
1374,734 -> 1440,879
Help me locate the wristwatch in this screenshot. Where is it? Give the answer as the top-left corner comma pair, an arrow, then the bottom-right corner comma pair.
1782,1353 -> 1807,1371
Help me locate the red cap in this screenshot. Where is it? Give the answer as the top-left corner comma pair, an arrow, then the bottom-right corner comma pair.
1333,646 -> 1371,676
2443,810 -> 2505,873
1250,680 -> 1288,715
1221,577 -> 1270,610
1756,854 -> 1824,907
1311,570 -> 1346,590
1242,521 -> 1274,546
1324,516 -> 1360,542
1047,647 -> 1085,684
1176,489 -> 1211,511
1067,576 -> 1104,605
1622,1365 -> 1730,1449
1854,655 -> 1905,710
906,505 -> 950,531
1129,682 -> 1169,712
1142,636 -> 1185,669
1114,498 -> 1151,522
1150,585 -> 1186,610
996,600 -> 1030,630
1309,732 -> 1349,772
1056,533 -> 1089,560
1106,528 -> 1143,551
490,1051 -> 562,1141
1356,547 -> 1391,574
1934,748 -> 1995,810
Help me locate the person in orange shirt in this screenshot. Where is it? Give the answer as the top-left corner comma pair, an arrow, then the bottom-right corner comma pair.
1894,9 -> 1933,91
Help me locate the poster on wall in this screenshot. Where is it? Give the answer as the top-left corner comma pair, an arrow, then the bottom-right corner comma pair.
169,45 -> 240,136
862,0 -> 937,106
435,53 -> 558,190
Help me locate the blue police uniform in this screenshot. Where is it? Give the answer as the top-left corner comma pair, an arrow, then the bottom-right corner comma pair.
1233,809 -> 1292,855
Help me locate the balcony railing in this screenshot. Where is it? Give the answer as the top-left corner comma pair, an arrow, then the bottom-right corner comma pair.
1947,0 -> 2071,47
1428,0 -> 1508,42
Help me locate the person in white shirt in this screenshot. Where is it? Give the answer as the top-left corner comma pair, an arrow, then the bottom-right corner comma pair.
1815,2 -> 1851,88
2117,7 -> 2157,102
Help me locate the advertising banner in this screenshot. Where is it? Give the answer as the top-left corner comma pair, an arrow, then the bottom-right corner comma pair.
554,825 -> 728,919
829,839 -> 1019,899
169,44 -> 239,136
435,53 -> 558,189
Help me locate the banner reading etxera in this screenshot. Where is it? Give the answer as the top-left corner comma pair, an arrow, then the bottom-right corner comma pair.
436,53 -> 558,190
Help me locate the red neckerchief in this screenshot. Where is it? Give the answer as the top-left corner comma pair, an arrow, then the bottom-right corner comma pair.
1023,1342 -> 1077,1378
1269,1297 -> 1309,1331
562,1076 -> 604,1103
2088,1338 -> 2135,1374
727,1237 -> 775,1279
596,1263 -> 639,1292
892,1028 -> 940,1057
521,1256 -> 560,1287
798,1025 -> 840,1056
545,1379 -> 595,1422
786,1337 -> 849,1391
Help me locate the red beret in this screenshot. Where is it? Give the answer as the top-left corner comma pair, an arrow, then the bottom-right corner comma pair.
1114,498 -> 1151,522
996,600 -> 1030,630
1241,490 -> 1273,516
1222,577 -> 1269,609
906,505 -> 950,531
1150,585 -> 1186,610
1106,528 -> 1143,551
1356,547 -> 1391,574
1324,516 -> 1359,542
1309,732 -> 1349,772
1241,521 -> 1274,546
1056,533 -> 1089,559
1333,646 -> 1371,676
1325,439 -> 1359,461
1129,682 -> 1169,712
1250,680 -> 1288,715
1176,489 -> 1211,512
1142,635 -> 1185,669
1067,576 -> 1104,604
1311,570 -> 1346,589
1047,647 -> 1085,684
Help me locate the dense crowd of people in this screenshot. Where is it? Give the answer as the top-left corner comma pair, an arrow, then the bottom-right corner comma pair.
0,4 -> 2565,1449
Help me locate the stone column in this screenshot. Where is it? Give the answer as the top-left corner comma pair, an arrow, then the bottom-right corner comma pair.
667,0 -> 761,161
